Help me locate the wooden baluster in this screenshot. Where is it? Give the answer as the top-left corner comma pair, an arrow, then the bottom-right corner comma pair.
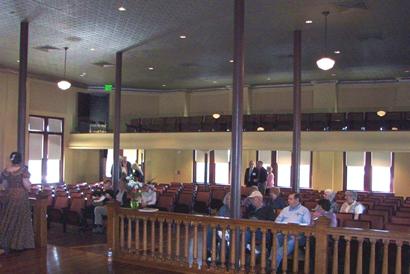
167,220 -> 172,261
143,218 -> 148,257
395,241 -> 402,274
260,228 -> 267,274
192,222 -> 198,269
304,234 -> 310,274
220,227 -> 227,270
151,218 -> 156,258
127,217 -> 132,252
369,239 -> 376,274
332,235 -> 339,274
33,195 -> 48,248
344,236 -> 351,274
184,221 -> 189,266
382,240 -> 389,274
271,232 -> 278,272
230,226 -> 236,272
202,224 -> 208,270
250,228 -> 256,274
293,236 -> 300,273
240,226 -> 246,272
356,238 -> 363,274
282,232 -> 288,274
135,218 -> 140,254
176,220 -> 181,263
120,215 -> 125,250
211,224 -> 217,270
159,218 -> 164,261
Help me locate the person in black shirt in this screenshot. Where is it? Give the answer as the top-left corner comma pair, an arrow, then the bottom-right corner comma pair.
255,161 -> 268,194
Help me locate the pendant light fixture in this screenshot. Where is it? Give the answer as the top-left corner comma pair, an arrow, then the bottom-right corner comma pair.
57,47 -> 71,90
316,11 -> 335,71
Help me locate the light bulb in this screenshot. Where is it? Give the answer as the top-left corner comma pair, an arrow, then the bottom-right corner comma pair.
316,57 -> 335,71
257,126 -> 265,132
212,113 -> 221,119
57,80 -> 71,90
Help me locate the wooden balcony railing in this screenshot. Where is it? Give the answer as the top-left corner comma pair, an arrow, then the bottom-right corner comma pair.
107,202 -> 410,274
29,194 -> 48,248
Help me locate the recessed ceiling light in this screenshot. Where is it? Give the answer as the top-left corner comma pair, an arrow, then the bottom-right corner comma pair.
162,84 -> 166,87
392,127 -> 399,131
148,67 -> 154,71
212,113 -> 221,119
213,81 -> 217,84
17,60 -> 20,63
90,48 -> 95,51
179,35 -> 187,39
334,50 -> 341,54
305,20 -> 313,24
267,77 -> 271,80
80,73 -> 86,77
331,73 -> 336,77
257,126 -> 265,132
118,6 -> 126,11
229,59 -> 234,63
405,70 -> 410,73
377,110 -> 386,117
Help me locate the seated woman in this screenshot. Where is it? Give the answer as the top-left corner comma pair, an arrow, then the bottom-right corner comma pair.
323,189 -> 339,213
265,187 -> 286,211
312,199 -> 337,227
139,184 -> 157,207
340,190 -> 365,220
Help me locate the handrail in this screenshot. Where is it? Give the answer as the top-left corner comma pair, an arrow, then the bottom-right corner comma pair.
29,193 -> 48,248
107,202 -> 410,274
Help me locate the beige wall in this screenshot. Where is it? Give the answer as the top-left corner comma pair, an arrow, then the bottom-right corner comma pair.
393,153 -> 410,198
311,151 -> 344,192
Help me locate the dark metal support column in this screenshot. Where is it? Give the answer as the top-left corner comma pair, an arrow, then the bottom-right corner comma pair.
17,21 -> 29,162
113,51 -> 122,191
230,0 -> 244,220
291,30 -> 302,193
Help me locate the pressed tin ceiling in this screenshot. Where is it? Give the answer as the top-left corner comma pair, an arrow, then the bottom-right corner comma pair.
0,0 -> 409,90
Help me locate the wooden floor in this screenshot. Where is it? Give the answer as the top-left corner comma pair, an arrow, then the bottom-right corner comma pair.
0,224 -> 182,274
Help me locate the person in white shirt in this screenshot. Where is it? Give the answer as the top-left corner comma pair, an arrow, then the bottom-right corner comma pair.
339,191 -> 365,220
139,184 -> 157,207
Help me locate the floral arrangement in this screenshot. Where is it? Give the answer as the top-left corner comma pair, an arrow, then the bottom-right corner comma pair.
125,175 -> 143,208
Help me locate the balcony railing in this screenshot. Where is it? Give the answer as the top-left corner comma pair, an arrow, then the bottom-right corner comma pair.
106,202 -> 410,274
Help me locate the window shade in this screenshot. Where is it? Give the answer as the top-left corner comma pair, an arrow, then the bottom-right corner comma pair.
48,135 -> 61,160
214,150 -> 229,163
195,150 -> 206,162
301,151 -> 311,165
277,151 -> 291,165
29,133 -> 43,160
372,152 -> 391,167
346,151 -> 365,166
258,150 -> 271,165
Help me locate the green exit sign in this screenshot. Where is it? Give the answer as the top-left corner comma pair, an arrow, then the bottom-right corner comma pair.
104,84 -> 113,92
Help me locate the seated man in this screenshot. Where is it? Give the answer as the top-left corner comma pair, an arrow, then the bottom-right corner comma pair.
93,180 -> 115,233
245,191 -> 275,253
312,199 -> 337,227
339,190 -> 365,220
274,193 -> 311,268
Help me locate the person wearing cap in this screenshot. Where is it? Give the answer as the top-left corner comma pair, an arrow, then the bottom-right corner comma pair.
340,190 -> 365,220
273,193 -> 311,268
244,190 -> 275,254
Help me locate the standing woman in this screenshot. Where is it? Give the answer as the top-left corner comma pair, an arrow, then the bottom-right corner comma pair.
0,152 -> 35,254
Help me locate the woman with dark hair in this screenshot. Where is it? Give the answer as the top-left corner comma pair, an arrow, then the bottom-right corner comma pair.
0,152 -> 35,254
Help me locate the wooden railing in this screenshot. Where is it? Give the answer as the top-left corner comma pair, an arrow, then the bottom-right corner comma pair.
29,194 -> 48,248
107,202 -> 410,274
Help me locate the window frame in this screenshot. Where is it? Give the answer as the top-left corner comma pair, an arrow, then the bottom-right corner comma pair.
28,115 -> 64,184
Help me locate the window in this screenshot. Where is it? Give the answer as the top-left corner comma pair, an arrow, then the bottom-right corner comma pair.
214,150 -> 230,185
105,149 -> 141,178
345,152 -> 365,191
123,149 -> 137,165
258,150 -> 271,169
277,151 -> 311,188
28,116 -> 63,184
194,150 -> 209,184
371,152 -> 392,192
105,149 -> 114,178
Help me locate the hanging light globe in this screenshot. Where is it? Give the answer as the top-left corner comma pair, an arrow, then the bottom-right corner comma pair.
57,80 -> 71,90
316,56 -> 335,71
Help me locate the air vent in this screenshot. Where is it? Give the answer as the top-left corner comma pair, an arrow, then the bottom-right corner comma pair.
65,36 -> 82,42
358,32 -> 384,41
33,45 -> 60,52
333,0 -> 368,12
93,61 -> 114,68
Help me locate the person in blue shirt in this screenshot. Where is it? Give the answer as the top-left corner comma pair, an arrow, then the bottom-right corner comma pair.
273,193 -> 311,268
